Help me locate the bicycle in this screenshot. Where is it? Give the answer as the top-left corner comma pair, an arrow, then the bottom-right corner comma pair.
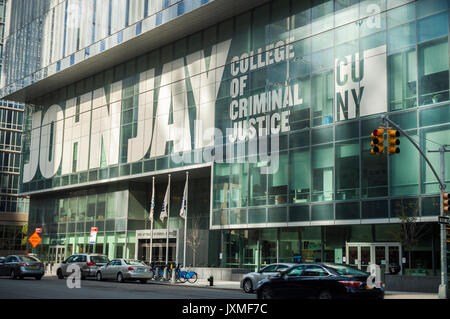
173,266 -> 187,283
184,270 -> 198,283
174,265 -> 198,283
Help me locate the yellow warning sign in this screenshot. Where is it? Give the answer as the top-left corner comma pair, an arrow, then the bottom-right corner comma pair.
28,232 -> 41,248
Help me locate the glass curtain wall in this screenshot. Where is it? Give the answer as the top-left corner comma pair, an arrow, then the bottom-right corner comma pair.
210,0 -> 449,228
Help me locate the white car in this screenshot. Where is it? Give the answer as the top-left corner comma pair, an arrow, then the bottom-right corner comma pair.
96,258 -> 154,283
240,263 -> 297,293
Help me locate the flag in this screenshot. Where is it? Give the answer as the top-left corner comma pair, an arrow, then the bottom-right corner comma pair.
160,177 -> 170,222
180,177 -> 188,219
149,177 -> 155,222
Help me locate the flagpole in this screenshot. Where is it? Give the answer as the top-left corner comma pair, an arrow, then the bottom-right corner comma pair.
150,176 -> 155,264
183,171 -> 188,267
166,174 -> 171,265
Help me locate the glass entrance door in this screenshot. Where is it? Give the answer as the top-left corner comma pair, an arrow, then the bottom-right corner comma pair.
375,246 -> 386,282
150,243 -> 177,264
348,246 -> 358,267
360,246 -> 371,272
345,242 -> 402,275
389,246 -> 400,273
56,246 -> 66,263
48,245 -> 66,264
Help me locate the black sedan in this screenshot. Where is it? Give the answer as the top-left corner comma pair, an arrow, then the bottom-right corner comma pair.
255,263 -> 384,299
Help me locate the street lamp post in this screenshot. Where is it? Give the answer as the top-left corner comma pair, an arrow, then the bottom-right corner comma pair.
428,146 -> 449,299
380,115 -> 448,299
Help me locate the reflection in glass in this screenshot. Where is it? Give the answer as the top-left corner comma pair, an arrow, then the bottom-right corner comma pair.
418,38 -> 449,106
388,47 -> 417,110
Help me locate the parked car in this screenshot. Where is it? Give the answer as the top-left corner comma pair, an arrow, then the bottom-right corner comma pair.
255,263 -> 384,299
96,258 -> 154,283
240,263 -> 297,293
0,255 -> 45,280
57,254 -> 110,280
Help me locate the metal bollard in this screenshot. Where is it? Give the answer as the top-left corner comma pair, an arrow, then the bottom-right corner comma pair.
163,267 -> 168,280
207,276 -> 214,286
171,269 -> 176,284
155,267 -> 159,280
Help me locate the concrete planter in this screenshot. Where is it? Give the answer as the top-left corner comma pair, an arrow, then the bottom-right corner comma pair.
188,267 -> 249,281
384,275 -> 441,293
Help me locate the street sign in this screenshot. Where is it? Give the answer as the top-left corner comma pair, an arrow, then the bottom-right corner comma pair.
35,228 -> 42,233
89,227 -> 98,244
28,232 -> 41,248
438,216 -> 450,225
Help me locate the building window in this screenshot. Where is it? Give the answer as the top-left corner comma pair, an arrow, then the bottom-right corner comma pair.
336,141 -> 360,200
389,131 -> 419,196
388,47 -> 417,111
312,145 -> 333,202
418,38 -> 449,106
289,149 -> 310,203
268,152 -> 288,205
249,163 -> 267,207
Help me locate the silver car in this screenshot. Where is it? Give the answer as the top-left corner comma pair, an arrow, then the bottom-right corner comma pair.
240,263 -> 297,293
57,254 -> 110,279
96,259 -> 154,283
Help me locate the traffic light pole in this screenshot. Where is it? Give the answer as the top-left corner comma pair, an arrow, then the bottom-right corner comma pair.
380,115 -> 448,299
428,145 -> 450,300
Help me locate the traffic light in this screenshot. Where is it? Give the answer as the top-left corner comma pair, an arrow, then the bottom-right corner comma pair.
370,129 -> 384,154
443,192 -> 449,214
388,129 -> 401,154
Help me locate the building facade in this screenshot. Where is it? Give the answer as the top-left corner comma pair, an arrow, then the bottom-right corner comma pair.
1,0 -> 449,276
0,0 -> 28,256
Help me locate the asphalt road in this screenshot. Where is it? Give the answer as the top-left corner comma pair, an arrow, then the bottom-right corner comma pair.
0,276 -> 255,299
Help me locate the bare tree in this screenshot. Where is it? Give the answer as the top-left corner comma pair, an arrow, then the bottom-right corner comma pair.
186,216 -> 202,267
391,202 -> 428,273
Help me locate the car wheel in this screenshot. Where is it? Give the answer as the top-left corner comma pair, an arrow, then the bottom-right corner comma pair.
35,276 -> 43,280
140,279 -> 148,284
57,269 -> 64,279
117,272 -> 124,283
318,290 -> 332,299
261,286 -> 273,299
96,272 -> 103,281
243,279 -> 253,293
10,269 -> 16,279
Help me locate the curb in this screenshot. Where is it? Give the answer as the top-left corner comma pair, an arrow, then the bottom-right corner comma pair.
45,274 -> 242,291
145,280 -> 242,291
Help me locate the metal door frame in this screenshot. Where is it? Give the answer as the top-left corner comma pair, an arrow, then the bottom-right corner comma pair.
48,245 -> 66,264
345,242 -> 403,275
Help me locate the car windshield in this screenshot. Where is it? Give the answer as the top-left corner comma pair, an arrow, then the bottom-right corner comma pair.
90,255 -> 109,263
125,260 -> 146,266
325,264 -> 369,276
19,256 -> 39,262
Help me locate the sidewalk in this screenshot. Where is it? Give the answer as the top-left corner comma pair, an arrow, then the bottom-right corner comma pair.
384,291 -> 438,299
43,273 -> 440,299
154,279 -> 440,298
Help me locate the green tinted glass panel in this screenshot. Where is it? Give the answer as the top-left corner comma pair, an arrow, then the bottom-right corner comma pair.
336,202 -> 360,220
289,205 -> 309,222
361,200 -> 389,219
311,204 -> 333,221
